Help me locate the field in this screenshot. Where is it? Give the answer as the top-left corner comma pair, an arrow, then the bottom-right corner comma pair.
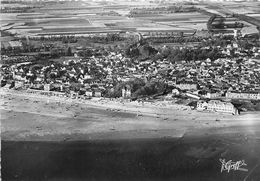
0,1 -> 211,38
1,1 -> 260,39
221,2 -> 260,14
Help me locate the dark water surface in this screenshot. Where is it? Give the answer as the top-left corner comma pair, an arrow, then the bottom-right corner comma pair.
2,135 -> 260,181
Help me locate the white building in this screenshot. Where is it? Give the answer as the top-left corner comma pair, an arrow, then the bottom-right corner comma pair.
175,83 -> 197,90
204,92 -> 222,99
226,91 -> 260,100
197,100 -> 238,115
85,89 -> 93,97
44,84 -> 51,91
122,86 -> 131,98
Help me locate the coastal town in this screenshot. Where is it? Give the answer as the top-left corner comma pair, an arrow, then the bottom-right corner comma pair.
2,1 -> 260,181
1,32 -> 260,115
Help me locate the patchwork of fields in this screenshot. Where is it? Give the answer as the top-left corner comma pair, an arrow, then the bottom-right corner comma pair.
1,1 -> 260,38
0,1 -> 211,37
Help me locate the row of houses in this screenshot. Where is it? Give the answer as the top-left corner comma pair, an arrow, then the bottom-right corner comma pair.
25,88 -> 103,99
172,82 -> 260,100
226,91 -> 260,100
70,89 -> 102,99
26,89 -> 66,98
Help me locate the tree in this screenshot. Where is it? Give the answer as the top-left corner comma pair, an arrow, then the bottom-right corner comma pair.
65,47 -> 72,56
50,48 -> 59,58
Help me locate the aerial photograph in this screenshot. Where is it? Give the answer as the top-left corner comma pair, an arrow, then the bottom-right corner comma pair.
1,0 -> 260,180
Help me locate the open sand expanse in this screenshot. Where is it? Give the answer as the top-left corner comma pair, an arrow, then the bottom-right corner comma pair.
1,89 -> 260,141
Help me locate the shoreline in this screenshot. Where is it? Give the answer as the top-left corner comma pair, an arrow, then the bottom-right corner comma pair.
2,127 -> 260,181
1,88 -> 260,142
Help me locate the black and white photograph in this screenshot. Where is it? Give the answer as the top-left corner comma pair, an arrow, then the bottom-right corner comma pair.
1,0 -> 260,180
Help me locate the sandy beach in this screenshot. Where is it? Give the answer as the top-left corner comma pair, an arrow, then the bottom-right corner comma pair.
1,89 -> 260,141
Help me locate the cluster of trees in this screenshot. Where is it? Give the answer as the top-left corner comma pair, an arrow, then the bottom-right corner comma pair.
125,42 -> 158,59
86,34 -> 126,43
124,40 -> 223,62
26,33 -> 126,43
232,100 -> 260,112
50,47 -> 73,58
199,37 -> 232,48
105,78 -> 167,99
1,46 -> 23,55
26,35 -> 77,42
77,48 -> 109,58
128,6 -> 197,17
1,6 -> 35,13
146,36 -> 202,44
158,46 -> 222,62
237,40 -> 257,50
131,80 -> 167,98
200,36 -> 258,50
1,40 -> 50,55
1,40 -> 73,58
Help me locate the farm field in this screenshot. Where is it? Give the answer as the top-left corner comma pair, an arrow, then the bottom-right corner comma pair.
1,1 -> 260,39
221,2 -> 260,14
247,14 -> 260,21
0,1 -> 211,38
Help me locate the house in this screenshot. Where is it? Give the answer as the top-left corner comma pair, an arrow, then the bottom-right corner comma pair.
197,100 -> 238,115
85,89 -> 93,97
175,83 -> 197,90
93,89 -> 102,97
197,101 -> 208,111
204,92 -> 222,99
122,85 -> 131,98
44,84 -> 51,91
226,91 -> 260,100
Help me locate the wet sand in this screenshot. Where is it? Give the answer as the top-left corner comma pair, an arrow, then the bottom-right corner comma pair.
2,128 -> 260,181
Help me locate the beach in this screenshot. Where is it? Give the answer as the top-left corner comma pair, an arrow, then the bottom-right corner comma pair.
1,89 -> 260,180
1,89 -> 260,141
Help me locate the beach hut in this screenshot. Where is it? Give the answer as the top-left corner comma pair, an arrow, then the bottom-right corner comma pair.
85,89 -> 93,97
93,89 -> 102,97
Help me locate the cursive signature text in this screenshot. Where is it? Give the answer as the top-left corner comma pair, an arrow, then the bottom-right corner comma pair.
219,158 -> 248,173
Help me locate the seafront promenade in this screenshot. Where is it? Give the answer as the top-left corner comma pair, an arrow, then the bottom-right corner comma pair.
0,88 -> 192,118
